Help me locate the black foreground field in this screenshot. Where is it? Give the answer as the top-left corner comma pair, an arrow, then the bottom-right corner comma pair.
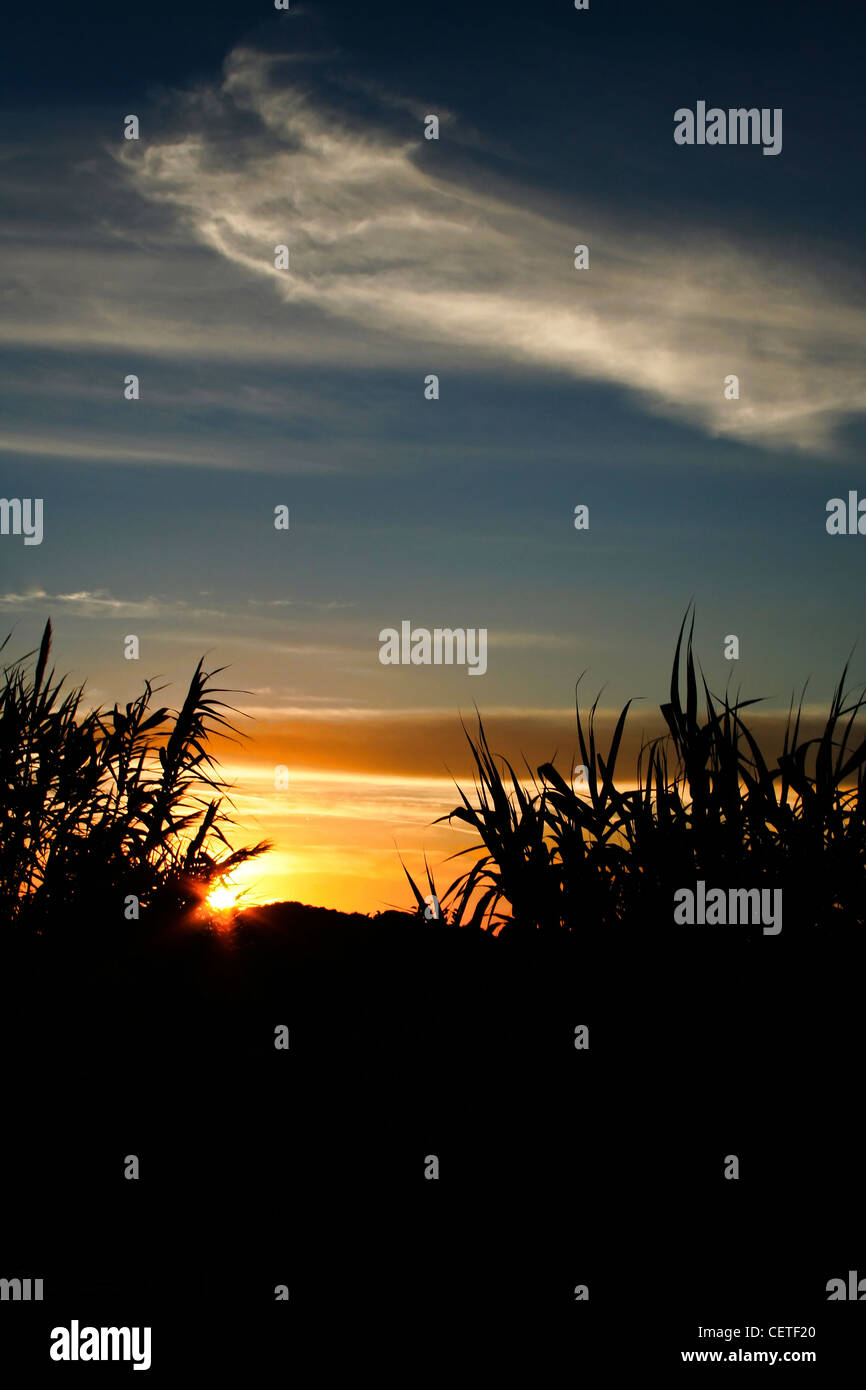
1,901 -> 863,1377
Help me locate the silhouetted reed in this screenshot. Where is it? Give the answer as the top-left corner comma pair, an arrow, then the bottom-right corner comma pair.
0,620 -> 270,934
407,611 -> 866,931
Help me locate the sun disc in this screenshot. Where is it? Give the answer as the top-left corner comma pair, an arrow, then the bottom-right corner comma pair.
207,884 -> 239,912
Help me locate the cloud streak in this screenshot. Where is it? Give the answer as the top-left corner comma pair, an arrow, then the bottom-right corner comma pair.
105,44 -> 866,453
0,589 -> 232,620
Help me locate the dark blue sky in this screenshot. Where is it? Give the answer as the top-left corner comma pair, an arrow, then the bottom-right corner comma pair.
4,0 -> 863,237
2,0 -> 864,725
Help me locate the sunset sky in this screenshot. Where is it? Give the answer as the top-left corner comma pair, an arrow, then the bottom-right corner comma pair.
2,0 -> 865,911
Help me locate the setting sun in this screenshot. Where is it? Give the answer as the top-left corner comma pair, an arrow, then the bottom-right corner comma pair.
205,883 -> 242,913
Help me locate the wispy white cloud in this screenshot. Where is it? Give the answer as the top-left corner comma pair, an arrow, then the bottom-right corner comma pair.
495,630 -> 581,649
247,597 -> 357,610
0,589 -> 359,627
103,44 -> 866,453
0,431 -> 228,467
1,45 -> 863,454
0,589 -> 232,620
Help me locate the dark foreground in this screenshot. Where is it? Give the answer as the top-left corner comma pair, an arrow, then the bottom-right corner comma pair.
1,902 -> 864,1377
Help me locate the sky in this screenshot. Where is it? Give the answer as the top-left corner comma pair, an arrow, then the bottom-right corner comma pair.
2,0 -> 865,912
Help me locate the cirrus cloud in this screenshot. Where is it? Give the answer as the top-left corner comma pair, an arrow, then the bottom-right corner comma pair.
107,44 -> 866,453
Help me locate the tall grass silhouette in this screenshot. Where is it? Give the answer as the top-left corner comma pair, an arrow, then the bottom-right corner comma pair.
406,612 -> 866,932
1,620 -> 271,933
